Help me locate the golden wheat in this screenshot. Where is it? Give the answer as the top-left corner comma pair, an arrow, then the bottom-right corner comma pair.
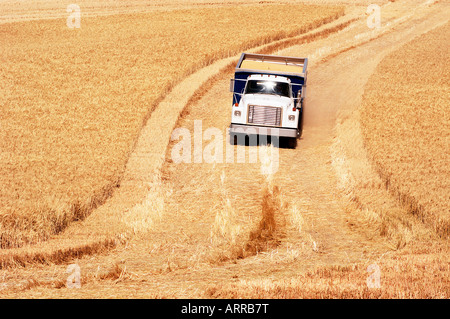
360,22 -> 450,238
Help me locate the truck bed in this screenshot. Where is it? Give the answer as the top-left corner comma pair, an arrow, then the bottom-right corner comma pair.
238,53 -> 307,76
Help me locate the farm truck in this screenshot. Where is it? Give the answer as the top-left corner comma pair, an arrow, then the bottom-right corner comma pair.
229,53 -> 308,148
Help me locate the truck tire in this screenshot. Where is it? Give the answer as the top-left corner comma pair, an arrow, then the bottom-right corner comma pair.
287,137 -> 297,149
297,106 -> 304,138
230,133 -> 245,145
230,133 -> 237,145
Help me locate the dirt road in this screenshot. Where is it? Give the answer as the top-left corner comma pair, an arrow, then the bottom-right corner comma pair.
1,0 -> 448,297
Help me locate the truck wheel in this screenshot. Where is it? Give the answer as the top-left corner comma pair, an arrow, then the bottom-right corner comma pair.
297,107 -> 304,138
230,133 -> 245,145
287,137 -> 297,149
230,134 -> 237,145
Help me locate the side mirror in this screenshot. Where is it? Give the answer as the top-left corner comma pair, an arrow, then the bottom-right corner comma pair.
230,79 -> 235,93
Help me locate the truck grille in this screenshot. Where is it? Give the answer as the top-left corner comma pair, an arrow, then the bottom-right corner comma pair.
248,105 -> 282,126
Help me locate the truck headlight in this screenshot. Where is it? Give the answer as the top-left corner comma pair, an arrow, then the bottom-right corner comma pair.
234,110 -> 241,117
288,115 -> 295,121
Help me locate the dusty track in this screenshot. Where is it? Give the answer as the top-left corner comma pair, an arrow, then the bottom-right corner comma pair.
1,0 -> 448,297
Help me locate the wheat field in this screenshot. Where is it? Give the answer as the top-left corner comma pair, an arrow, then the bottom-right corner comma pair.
0,0 -> 448,299
0,4 -> 344,249
360,22 -> 450,238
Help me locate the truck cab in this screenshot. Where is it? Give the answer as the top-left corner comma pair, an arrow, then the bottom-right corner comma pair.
229,53 -> 307,147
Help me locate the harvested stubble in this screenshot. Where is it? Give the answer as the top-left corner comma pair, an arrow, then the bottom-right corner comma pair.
0,4 -> 345,248
207,252 -> 449,298
360,22 -> 450,238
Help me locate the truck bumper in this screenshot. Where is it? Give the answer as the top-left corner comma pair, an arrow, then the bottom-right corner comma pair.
229,123 -> 298,138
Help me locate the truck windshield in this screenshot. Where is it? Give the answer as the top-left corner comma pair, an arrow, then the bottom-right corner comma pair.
245,80 -> 290,97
